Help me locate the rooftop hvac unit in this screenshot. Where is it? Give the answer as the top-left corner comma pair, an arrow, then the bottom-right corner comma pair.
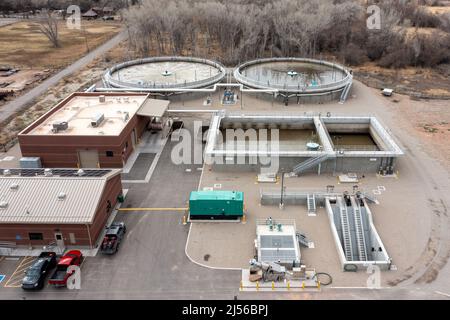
99,95 -> 106,103
10,183 -> 19,191
57,192 -> 67,200
20,157 -> 42,169
91,113 -> 105,127
52,121 -> 68,133
0,201 -> 8,209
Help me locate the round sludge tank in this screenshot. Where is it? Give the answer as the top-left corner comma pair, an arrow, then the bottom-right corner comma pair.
104,56 -> 226,90
234,57 -> 352,102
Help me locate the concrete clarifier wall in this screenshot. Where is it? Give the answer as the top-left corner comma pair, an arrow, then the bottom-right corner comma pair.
241,89 -> 345,105
209,156 -> 386,174
205,112 -> 402,175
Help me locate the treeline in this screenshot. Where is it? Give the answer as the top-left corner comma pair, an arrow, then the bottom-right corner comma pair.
125,0 -> 450,68
0,0 -> 135,13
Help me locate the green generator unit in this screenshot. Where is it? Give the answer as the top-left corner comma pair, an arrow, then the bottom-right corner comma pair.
189,190 -> 244,220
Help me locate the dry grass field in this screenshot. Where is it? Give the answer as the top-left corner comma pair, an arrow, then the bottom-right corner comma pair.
0,20 -> 122,69
423,5 -> 450,14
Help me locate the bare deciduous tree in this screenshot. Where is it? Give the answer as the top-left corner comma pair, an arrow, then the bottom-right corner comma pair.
122,0 -> 449,68
38,10 -> 60,48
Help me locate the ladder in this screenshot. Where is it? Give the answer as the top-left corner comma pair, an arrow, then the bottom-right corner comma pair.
351,196 -> 368,261
292,154 -> 329,175
338,197 -> 353,261
307,194 -> 316,214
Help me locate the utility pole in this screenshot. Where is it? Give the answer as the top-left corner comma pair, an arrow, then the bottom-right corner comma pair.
83,27 -> 90,53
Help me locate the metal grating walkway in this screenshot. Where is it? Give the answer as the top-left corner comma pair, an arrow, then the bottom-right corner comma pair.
351,196 -> 368,261
338,197 -> 353,261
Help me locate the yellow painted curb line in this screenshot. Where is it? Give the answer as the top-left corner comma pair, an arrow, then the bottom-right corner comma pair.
118,208 -> 188,211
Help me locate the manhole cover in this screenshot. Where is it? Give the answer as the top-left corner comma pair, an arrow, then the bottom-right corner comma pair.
203,254 -> 210,261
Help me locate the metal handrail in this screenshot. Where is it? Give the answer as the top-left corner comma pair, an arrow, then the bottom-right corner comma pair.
333,145 -> 379,151
104,56 -> 227,89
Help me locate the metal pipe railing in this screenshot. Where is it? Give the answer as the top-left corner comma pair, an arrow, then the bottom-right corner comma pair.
104,56 -> 227,89
233,57 -> 352,93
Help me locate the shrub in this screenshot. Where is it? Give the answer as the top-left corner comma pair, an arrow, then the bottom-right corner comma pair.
342,43 -> 368,66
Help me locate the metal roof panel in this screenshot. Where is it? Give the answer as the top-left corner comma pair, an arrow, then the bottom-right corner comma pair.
0,176 -> 109,224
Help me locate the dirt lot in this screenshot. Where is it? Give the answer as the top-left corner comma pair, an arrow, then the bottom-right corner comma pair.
384,95 -> 450,169
354,62 -> 450,99
0,69 -> 51,91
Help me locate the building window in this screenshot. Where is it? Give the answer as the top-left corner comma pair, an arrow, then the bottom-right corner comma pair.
106,151 -> 114,157
29,233 -> 44,240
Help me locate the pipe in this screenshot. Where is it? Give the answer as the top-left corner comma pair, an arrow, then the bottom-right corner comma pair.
86,224 -> 93,249
167,109 -> 219,113
95,82 -> 278,94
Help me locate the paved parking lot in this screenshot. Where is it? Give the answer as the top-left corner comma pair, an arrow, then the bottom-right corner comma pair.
0,125 -> 240,299
3,257 -> 35,288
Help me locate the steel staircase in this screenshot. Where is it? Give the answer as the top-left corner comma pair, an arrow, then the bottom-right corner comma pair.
307,194 -> 316,214
339,79 -> 353,103
296,231 -> 311,247
292,154 -> 329,175
361,192 -> 379,204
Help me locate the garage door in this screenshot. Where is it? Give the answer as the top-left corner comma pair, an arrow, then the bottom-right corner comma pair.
78,150 -> 99,168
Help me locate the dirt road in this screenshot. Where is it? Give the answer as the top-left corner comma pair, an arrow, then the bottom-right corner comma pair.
0,30 -> 126,124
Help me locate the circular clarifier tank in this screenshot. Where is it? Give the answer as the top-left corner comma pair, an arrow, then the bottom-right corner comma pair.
104,56 -> 226,89
234,57 -> 352,94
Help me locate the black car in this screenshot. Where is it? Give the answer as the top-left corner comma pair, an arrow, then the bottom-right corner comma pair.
21,252 -> 57,290
100,222 -> 126,254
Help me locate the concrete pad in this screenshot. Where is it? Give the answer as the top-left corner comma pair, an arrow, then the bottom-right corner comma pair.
240,269 -> 319,292
0,144 -> 21,169
187,163 -> 432,288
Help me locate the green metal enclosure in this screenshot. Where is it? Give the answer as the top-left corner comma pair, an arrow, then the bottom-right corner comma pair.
189,190 -> 244,220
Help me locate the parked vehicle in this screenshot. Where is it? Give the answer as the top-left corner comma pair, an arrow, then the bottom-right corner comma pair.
382,88 -> 393,97
48,250 -> 83,287
100,222 -> 126,254
21,252 -> 57,290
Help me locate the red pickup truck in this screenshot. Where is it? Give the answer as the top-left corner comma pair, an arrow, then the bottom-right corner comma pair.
48,250 -> 83,287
